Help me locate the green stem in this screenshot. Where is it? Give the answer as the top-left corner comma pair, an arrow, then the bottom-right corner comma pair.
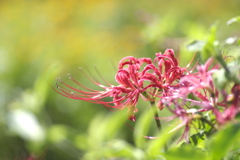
150,101 -> 162,132
216,54 -> 240,84
150,101 -> 168,151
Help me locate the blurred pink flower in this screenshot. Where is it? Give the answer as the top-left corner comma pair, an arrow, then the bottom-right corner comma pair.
161,57 -> 240,142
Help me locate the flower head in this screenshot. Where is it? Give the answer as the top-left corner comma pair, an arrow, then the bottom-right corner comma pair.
54,49 -> 188,120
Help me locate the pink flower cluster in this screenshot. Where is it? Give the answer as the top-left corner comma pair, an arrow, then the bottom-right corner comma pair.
55,49 -> 240,141
161,58 -> 240,142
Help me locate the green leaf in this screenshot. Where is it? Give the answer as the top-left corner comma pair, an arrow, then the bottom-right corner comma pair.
227,16 -> 240,25
134,108 -> 154,148
213,60 -> 240,87
47,125 -> 69,143
212,68 -> 228,90
225,37 -> 238,45
191,114 -> 213,132
146,124 -> 177,157
187,22 -> 219,62
83,111 -> 145,159
186,40 -> 206,52
83,139 -> 142,160
103,139 -> 145,160
206,22 -> 218,45
88,110 -> 127,145
164,144 -> 207,160
87,113 -> 105,145
189,132 -> 206,150
208,123 -> 240,160
103,110 -> 128,140
74,134 -> 88,150
201,22 -> 219,62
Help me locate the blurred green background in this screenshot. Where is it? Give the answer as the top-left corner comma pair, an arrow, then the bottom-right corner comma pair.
0,0 -> 239,159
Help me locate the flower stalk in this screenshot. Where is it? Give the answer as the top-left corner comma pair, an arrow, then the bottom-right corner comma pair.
150,101 -> 162,132
150,100 -> 168,151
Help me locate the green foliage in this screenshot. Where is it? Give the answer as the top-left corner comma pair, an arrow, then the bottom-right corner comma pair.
189,132 -> 206,150
134,108 -> 154,148
212,68 -> 229,90
186,40 -> 206,52
75,111 -> 146,160
201,22 -> 219,61
164,144 -> 207,160
186,22 -> 219,62
146,124 -> 177,157
207,123 -> 240,160
227,16 -> 240,25
213,60 -> 240,89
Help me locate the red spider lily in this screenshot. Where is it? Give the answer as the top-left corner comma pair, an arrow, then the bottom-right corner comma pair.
142,49 -> 191,109
54,49 -> 189,120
